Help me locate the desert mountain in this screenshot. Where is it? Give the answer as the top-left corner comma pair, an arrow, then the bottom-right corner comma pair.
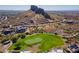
0,5 -> 52,27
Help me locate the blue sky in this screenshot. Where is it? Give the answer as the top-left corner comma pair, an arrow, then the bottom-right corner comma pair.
0,5 -> 79,11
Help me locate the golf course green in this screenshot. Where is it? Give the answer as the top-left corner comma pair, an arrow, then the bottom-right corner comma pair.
8,33 -> 64,52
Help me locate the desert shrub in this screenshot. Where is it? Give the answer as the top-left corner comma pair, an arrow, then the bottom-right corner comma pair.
20,33 -> 26,39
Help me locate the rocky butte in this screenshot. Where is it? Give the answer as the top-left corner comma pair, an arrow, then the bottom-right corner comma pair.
30,5 -> 51,19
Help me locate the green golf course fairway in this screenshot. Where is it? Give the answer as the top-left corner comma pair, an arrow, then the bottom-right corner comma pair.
8,33 -> 64,52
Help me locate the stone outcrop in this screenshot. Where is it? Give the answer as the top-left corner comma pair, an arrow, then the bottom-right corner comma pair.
31,5 -> 51,19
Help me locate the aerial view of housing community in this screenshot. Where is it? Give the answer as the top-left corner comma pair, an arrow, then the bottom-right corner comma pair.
0,5 -> 79,53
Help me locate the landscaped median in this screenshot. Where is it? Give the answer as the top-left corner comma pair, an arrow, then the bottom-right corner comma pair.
8,33 -> 64,53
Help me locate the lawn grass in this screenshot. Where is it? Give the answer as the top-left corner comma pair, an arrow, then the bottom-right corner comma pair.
8,33 -> 64,52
